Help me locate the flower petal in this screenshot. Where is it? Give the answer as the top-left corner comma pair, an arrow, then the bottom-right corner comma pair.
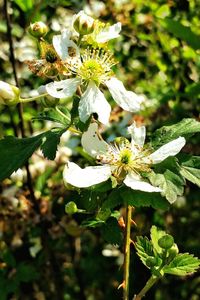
45,78 -> 80,98
63,162 -> 111,188
81,123 -> 108,157
53,30 -> 80,60
95,22 -> 121,43
149,137 -> 186,164
124,173 -> 162,192
106,77 -> 142,112
128,121 -> 146,149
78,81 -> 111,125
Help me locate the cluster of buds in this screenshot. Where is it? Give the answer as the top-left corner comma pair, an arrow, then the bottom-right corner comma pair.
0,81 -> 20,106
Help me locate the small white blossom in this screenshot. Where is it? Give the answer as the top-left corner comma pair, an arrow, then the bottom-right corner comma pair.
63,122 -> 186,192
43,34 -> 142,124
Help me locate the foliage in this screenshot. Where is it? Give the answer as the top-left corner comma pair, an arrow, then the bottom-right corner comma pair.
0,1 -> 200,299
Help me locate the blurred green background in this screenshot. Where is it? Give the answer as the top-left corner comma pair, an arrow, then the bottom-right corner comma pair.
0,0 -> 200,299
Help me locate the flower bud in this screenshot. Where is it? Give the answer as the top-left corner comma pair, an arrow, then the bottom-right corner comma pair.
73,11 -> 95,36
158,234 -> 174,250
167,244 -> 179,260
28,21 -> 48,38
65,201 -> 78,214
0,81 -> 20,106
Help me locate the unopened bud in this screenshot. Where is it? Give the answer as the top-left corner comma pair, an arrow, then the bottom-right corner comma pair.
73,11 -> 95,36
28,21 -> 48,38
0,81 -> 20,106
146,256 -> 162,268
65,201 -> 78,214
168,244 -> 179,260
158,234 -> 174,250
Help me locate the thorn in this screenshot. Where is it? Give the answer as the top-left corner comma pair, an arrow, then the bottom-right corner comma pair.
131,219 -> 137,226
118,280 -> 125,290
118,216 -> 125,229
130,239 -> 135,246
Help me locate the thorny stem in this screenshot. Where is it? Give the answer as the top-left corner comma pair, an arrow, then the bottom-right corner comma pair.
123,205 -> 132,300
133,276 -> 159,300
4,0 -> 37,209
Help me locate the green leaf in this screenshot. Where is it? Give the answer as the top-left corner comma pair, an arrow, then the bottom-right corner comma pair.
17,263 -> 38,282
101,217 -> 123,245
148,170 -> 184,203
14,0 -> 33,11
33,107 -> 71,126
0,128 -> 65,181
160,18 -> 200,50
179,155 -> 200,187
151,118 -> 200,148
40,128 -> 65,160
135,236 -> 154,267
163,253 -> 200,276
150,225 -> 167,255
102,188 -> 124,210
0,134 -> 43,181
120,188 -> 169,210
185,83 -> 200,97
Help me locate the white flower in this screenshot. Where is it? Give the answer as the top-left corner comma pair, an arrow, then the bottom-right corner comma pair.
95,22 -> 121,43
63,122 -> 186,192
43,37 -> 143,124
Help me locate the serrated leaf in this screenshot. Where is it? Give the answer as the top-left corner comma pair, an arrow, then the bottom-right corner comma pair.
179,155 -> 200,187
32,107 -> 71,126
163,253 -> 200,276
0,134 -> 43,181
151,118 -> 200,148
40,128 -> 65,160
102,188 -> 124,210
120,188 -> 169,210
101,217 -> 123,245
135,236 -> 154,267
148,170 -> 184,203
150,225 -> 167,255
160,18 -> 200,50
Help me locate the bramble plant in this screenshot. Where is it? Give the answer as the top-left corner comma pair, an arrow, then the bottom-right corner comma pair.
0,6 -> 200,300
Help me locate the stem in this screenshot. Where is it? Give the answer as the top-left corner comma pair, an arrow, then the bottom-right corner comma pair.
133,276 -> 159,300
19,93 -> 48,103
123,205 -> 132,300
55,107 -> 81,134
4,0 -> 37,209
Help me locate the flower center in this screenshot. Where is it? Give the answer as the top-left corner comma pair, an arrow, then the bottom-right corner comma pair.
69,47 -> 116,85
120,149 -> 132,165
79,59 -> 105,84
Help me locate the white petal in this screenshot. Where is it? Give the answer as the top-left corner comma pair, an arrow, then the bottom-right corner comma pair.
63,162 -> 111,188
53,30 -> 80,60
149,137 -> 186,164
45,78 -> 80,98
95,22 -> 121,43
128,121 -> 146,149
81,123 -> 108,157
106,77 -> 142,112
78,81 -> 111,125
124,173 -> 162,192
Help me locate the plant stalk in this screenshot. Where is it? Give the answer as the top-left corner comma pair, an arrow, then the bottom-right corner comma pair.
123,205 -> 132,300
4,0 -> 37,208
133,276 -> 159,300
